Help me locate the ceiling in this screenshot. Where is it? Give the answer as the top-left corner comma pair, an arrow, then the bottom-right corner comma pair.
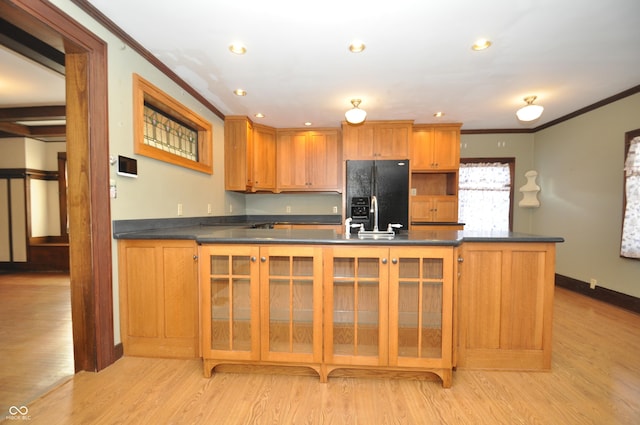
1,0 -> 639,141
0,18 -> 65,143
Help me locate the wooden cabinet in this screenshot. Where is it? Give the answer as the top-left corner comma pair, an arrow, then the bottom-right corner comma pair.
118,239 -> 199,358
411,124 -> 461,170
250,124 -> 277,191
323,246 -> 454,387
276,129 -> 341,192
200,244 -> 324,378
224,116 -> 276,192
409,124 -> 462,228
456,242 -> 556,370
410,172 -> 459,226
411,196 -> 458,223
342,121 -> 412,160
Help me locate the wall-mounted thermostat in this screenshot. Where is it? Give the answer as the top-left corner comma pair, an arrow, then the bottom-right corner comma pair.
117,155 -> 138,178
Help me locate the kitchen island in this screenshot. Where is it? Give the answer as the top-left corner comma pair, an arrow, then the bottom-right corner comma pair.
115,224 -> 562,388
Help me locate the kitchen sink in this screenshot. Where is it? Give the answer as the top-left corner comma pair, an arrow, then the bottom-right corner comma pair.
357,230 -> 396,240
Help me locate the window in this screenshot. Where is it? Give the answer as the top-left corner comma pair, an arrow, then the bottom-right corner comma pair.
621,131 -> 640,259
133,74 -> 213,174
458,159 -> 514,232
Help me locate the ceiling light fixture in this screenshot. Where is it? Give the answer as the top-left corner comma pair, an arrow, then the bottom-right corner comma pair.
233,89 -> 247,96
433,112 -> 444,118
349,40 -> 366,53
345,99 -> 367,124
516,96 -> 544,122
304,122 -> 312,126
471,38 -> 492,51
254,113 -> 265,118
229,43 -> 247,55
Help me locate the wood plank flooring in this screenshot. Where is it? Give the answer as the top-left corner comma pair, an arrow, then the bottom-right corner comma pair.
2,287 -> 639,424
0,272 -> 73,416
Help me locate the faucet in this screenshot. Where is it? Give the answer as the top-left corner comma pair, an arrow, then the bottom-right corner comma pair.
370,195 -> 379,232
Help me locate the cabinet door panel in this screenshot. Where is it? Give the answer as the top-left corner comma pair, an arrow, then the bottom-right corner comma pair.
125,246 -> 159,338
325,247 -> 389,366
433,197 -> 458,222
343,124 -> 375,159
308,132 -> 340,189
411,128 -> 434,169
201,246 -> 260,360
500,250 -> 546,349
389,247 -> 452,368
432,127 -> 459,169
277,133 -> 308,189
375,125 -> 409,159
410,198 -> 434,221
261,246 -> 322,363
163,246 -> 198,339
252,126 -> 276,190
119,240 -> 198,358
224,118 -> 250,191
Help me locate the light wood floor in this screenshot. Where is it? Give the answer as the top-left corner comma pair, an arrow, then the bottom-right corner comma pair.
3,287 -> 639,424
0,272 -> 74,416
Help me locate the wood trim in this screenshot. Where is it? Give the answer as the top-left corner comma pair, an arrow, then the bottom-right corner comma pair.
132,74 -> 213,174
555,274 -> 640,315
7,0 -> 116,372
622,128 -> 640,260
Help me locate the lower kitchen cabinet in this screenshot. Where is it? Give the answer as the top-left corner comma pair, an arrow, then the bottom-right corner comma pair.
118,239 -> 199,358
323,246 -> 454,387
200,244 -> 324,378
456,242 -> 556,370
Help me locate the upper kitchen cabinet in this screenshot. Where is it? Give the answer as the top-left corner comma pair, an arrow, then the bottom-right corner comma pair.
277,129 -> 342,192
224,116 -> 277,192
342,121 -> 413,160
411,124 -> 461,171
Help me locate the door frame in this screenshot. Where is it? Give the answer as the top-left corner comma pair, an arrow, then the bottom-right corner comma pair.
3,0 -> 116,371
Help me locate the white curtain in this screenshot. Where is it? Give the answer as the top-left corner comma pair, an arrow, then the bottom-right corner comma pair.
459,162 -> 511,232
621,136 -> 640,258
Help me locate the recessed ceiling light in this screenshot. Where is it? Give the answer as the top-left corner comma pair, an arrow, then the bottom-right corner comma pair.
254,113 -> 265,118
229,42 -> 247,55
233,89 -> 247,96
471,38 -> 492,51
304,122 -> 312,126
433,112 -> 444,118
349,40 -> 366,53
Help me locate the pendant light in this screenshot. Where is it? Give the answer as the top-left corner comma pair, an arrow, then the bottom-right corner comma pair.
345,99 -> 367,124
516,96 -> 544,122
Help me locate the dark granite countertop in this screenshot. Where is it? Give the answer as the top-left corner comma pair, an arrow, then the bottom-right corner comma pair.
113,223 -> 563,246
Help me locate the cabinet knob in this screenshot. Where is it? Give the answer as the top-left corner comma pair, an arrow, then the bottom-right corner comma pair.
261,256 -> 267,262
391,258 -> 398,264
251,256 -> 257,262
457,256 -> 464,263
381,258 -> 388,264
193,255 -> 198,261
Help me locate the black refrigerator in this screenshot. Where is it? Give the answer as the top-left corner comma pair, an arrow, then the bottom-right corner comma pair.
345,159 -> 410,232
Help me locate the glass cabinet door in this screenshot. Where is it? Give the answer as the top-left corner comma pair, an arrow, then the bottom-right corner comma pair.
325,247 -> 389,366
388,247 -> 453,368
260,246 -> 323,363
200,245 -> 260,361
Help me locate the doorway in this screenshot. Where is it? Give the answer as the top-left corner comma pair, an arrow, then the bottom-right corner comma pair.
2,0 -> 116,372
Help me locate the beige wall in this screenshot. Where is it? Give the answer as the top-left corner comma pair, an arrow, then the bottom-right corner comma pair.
533,93 -> 640,298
